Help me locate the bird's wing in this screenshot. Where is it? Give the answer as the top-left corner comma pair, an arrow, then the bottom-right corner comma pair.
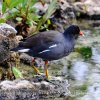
19,30 -> 60,48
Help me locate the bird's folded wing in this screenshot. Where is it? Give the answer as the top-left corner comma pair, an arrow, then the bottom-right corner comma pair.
19,30 -> 60,48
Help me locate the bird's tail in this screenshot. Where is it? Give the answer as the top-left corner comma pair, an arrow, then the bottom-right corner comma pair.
11,46 -> 30,53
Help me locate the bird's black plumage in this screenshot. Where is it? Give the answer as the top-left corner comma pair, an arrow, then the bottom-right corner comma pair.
11,25 -> 81,60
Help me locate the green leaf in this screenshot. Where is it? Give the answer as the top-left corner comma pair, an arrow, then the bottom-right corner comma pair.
47,19 -> 51,25
36,0 -> 58,32
16,17 -> 23,21
10,0 -> 23,9
28,0 -> 38,6
2,0 -> 12,9
5,0 -> 12,6
22,0 -> 28,7
0,18 -> 6,23
26,19 -> 33,26
12,67 -> 23,78
45,0 -> 58,19
2,2 -> 7,13
32,14 -> 41,21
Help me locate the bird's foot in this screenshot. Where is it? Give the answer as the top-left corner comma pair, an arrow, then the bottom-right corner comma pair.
32,66 -> 40,75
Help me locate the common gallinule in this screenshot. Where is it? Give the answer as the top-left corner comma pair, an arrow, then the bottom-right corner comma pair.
11,25 -> 84,78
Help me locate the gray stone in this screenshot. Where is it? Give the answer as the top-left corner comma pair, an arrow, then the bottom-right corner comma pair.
0,75 -> 70,100
73,0 -> 100,16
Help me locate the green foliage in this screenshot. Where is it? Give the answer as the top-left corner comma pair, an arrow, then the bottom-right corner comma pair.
36,0 -> 58,32
1,0 -> 39,25
12,67 -> 23,79
1,0 -> 57,32
75,47 -> 92,60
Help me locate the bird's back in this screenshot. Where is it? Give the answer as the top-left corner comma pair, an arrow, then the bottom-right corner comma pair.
19,30 -> 61,48
20,31 -> 75,60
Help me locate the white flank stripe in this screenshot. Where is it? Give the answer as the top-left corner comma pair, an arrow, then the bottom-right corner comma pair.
49,44 -> 57,48
38,49 -> 50,54
18,49 -> 30,52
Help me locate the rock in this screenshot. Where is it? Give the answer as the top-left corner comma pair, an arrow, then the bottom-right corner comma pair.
0,23 -> 18,70
0,23 -> 17,38
73,0 -> 100,18
50,0 -> 76,27
19,53 -> 44,68
58,0 -> 71,10
33,2 -> 48,12
51,0 -> 100,22
0,23 -> 18,49
0,75 -> 70,100
19,53 -> 33,65
15,35 -> 23,42
0,34 -> 10,63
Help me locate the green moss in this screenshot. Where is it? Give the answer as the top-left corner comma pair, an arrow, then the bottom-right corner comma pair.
75,46 -> 92,60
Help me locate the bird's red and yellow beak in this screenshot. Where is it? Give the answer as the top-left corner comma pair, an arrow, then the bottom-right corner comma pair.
80,31 -> 84,36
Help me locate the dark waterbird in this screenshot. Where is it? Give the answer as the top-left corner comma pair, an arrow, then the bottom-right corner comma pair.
11,25 -> 84,78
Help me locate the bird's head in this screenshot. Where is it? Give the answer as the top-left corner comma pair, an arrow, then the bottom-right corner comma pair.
64,25 -> 84,39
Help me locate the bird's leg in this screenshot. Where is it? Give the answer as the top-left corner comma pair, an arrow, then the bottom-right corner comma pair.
31,58 -> 40,74
44,60 -> 49,79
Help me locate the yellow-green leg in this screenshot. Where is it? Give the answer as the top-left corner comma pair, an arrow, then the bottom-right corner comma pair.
44,60 -> 49,79
31,58 -> 40,74
32,66 -> 40,74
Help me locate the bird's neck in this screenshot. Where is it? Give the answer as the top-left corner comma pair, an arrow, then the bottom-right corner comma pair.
63,30 -> 75,41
